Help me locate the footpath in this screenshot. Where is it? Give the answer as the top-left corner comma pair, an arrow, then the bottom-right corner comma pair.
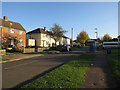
1,53 -> 44,63
78,51 -> 118,88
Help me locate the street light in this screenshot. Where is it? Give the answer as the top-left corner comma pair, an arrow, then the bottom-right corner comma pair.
95,28 -> 98,40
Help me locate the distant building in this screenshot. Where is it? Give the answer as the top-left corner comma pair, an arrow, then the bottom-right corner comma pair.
0,16 -> 26,50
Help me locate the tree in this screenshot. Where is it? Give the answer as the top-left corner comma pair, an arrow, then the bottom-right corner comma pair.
97,37 -> 102,43
102,34 -> 112,42
77,30 -> 90,44
50,24 -> 67,46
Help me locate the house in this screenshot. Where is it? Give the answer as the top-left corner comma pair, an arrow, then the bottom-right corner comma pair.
26,27 -> 55,47
62,35 -> 70,45
26,27 -> 70,47
0,16 -> 26,50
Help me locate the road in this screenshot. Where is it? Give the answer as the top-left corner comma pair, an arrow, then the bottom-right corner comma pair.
2,47 -> 89,88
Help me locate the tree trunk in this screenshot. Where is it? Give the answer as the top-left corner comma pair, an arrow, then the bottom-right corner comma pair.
55,41 -> 57,47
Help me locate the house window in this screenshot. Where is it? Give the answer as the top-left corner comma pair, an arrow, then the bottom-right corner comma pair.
4,38 -> 7,42
46,35 -> 49,38
19,40 -> 23,45
11,29 -> 14,33
19,31 -> 23,35
43,34 -> 46,38
46,41 -> 49,45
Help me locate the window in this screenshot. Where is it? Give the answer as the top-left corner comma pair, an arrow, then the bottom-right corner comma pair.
11,29 -> 14,33
19,31 -> 23,35
19,40 -> 23,45
46,35 -> 49,38
43,34 -> 46,38
46,41 -> 49,45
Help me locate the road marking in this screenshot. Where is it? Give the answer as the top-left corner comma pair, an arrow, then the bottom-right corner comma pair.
4,60 -> 40,70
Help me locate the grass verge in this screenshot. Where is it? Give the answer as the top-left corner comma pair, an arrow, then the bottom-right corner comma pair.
42,50 -> 60,54
106,48 -> 120,84
2,58 -> 10,61
21,53 -> 95,88
6,52 -> 14,55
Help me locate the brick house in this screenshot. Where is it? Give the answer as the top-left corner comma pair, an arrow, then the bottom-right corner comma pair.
0,16 -> 26,50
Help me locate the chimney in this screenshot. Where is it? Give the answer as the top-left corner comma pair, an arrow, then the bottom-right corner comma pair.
4,16 -> 8,21
44,27 -> 47,31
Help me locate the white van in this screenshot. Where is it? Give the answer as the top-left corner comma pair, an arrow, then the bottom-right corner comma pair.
103,42 -> 119,49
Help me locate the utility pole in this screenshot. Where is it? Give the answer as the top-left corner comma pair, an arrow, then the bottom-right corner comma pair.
71,28 -> 73,40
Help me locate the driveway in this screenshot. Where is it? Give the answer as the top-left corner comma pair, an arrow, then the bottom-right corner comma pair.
2,47 -> 89,88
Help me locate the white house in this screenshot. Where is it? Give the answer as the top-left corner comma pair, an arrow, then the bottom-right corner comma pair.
26,27 -> 70,47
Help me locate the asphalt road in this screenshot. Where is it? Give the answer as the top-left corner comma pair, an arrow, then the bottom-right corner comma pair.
2,47 -> 89,89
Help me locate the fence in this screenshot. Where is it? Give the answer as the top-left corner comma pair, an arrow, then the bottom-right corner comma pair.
37,47 -> 50,52
23,48 -> 35,53
23,47 -> 50,53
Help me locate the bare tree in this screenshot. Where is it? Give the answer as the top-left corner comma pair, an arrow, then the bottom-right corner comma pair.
50,24 -> 67,46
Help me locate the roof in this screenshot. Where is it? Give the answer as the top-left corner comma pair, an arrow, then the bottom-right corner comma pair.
62,35 -> 70,39
26,28 -> 49,34
27,28 -> 70,39
0,18 -> 26,31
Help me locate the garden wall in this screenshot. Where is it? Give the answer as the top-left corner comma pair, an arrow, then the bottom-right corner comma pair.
37,47 -> 50,52
0,49 -> 6,55
23,48 -> 35,53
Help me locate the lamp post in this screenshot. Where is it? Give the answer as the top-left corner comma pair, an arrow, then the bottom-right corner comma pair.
71,28 -> 73,40
95,28 -> 98,41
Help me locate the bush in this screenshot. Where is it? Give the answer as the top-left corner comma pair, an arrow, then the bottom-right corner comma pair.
2,45 -> 6,49
52,43 -> 56,47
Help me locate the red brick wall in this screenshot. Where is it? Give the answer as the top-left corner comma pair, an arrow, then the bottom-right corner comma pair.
1,27 -> 26,49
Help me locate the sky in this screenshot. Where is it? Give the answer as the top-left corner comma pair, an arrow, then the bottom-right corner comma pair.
2,2 -> 118,40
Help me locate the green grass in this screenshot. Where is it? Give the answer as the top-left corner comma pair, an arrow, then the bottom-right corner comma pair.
6,52 -> 22,55
106,49 -> 120,84
21,53 -> 95,88
43,50 -> 60,54
2,58 -> 10,61
6,52 -> 14,55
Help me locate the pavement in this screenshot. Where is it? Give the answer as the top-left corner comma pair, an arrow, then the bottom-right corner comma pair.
2,47 -> 89,89
77,51 -> 118,88
1,53 -> 44,63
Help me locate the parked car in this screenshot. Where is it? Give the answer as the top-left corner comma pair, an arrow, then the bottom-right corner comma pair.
7,45 -> 14,51
56,45 -> 71,51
